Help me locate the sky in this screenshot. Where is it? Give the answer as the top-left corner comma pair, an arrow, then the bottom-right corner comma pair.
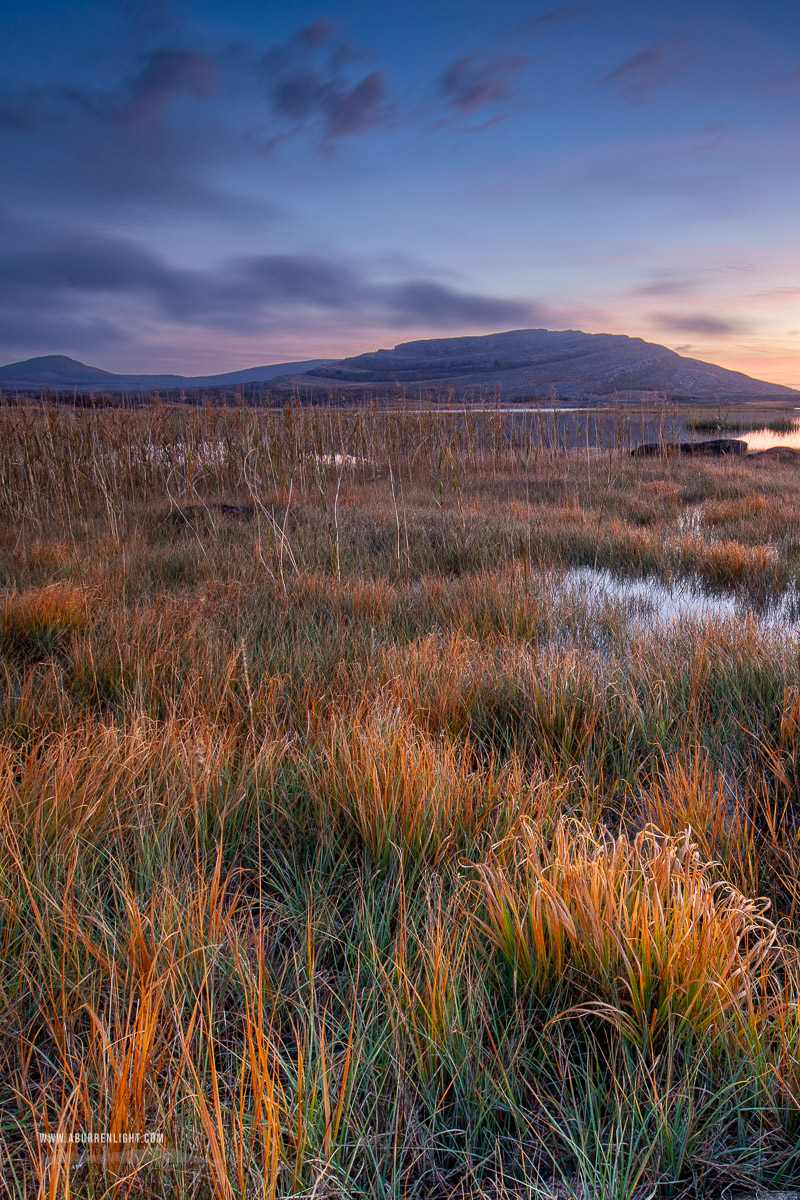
2,0 -> 800,385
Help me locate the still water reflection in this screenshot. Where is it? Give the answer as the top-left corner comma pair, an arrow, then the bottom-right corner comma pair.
558,565 -> 799,633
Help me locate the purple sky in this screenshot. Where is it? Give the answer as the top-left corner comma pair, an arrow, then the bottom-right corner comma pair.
3,0 -> 800,385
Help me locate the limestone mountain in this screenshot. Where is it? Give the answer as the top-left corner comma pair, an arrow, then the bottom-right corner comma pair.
279,329 -> 797,401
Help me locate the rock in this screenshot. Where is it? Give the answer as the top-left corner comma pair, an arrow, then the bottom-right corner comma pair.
164,502 -> 255,527
679,437 -> 748,456
731,1192 -> 800,1200
631,441 -> 673,457
747,446 -> 800,463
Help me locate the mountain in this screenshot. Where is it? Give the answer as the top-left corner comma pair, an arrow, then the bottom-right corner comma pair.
3,331 -> 797,400
275,329 -> 797,401
0,354 -> 329,392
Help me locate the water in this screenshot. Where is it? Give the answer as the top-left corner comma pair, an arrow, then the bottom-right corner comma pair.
387,410 -> 800,453
125,413 -> 800,460
557,565 -> 800,633
143,439 -> 226,466
389,406 -> 599,414
139,442 -> 368,468
743,426 -> 800,451
315,453 -> 367,466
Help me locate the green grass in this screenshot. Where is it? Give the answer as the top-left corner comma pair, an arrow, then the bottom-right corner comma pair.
686,415 -> 798,435
1,403 -> 800,1197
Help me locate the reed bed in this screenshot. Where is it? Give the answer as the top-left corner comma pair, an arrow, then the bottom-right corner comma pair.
1,404 -> 800,1197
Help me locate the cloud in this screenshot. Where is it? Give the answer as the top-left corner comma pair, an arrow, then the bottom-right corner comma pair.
0,237 -> 163,292
236,255 -> 362,307
120,48 -> 218,126
0,21 -> 390,162
0,55 -> 278,225
633,276 -> 702,297
257,23 -> 389,144
0,45 -> 220,136
655,313 -> 745,336
384,281 -> 533,326
0,228 -> 538,358
0,232 -> 211,320
601,40 -> 693,106
436,53 -> 531,116
0,310 -> 131,353
324,71 -> 387,137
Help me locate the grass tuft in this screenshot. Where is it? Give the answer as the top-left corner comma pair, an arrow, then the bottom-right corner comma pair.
0,404 -> 799,1195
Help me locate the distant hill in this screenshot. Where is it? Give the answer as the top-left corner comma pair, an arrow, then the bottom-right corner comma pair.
275,329 -> 798,401
3,332 -> 796,401
0,354 -> 329,392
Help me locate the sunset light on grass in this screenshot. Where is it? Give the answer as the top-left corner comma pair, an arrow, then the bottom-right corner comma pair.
5,3 -> 800,1199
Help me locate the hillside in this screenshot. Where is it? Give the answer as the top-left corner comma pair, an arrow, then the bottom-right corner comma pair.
0,355 -> 329,392
280,328 -> 797,401
3,331 -> 797,401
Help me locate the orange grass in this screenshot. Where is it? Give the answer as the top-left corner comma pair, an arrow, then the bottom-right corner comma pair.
477,820 -> 778,1046
0,406 -> 799,1195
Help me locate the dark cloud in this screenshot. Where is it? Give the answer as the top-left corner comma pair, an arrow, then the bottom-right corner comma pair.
0,21 -> 384,238
0,233 -> 204,322
0,45 -> 219,136
237,255 -> 361,307
0,85 -> 65,134
602,40 -> 693,106
0,57 -> 278,226
121,48 -> 218,126
0,21 -> 388,158
0,229 -> 537,356
325,71 -> 387,138
655,313 -> 745,336
384,281 -> 532,327
436,53 -> 531,115
261,21 -> 335,72
0,235 -> 169,292
257,24 -> 389,144
0,14 -> 524,232
0,310 -> 131,354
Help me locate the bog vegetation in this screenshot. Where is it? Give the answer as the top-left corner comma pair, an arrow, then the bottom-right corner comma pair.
2,403 -> 800,1198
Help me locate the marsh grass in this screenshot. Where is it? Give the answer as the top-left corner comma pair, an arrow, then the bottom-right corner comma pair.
0,582 -> 88,662
686,416 -> 799,435
477,819 -> 777,1045
2,404 -> 800,1196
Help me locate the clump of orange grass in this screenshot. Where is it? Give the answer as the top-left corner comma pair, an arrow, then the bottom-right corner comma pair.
378,634 -> 604,774
636,753 -> 758,895
301,708 -> 541,866
477,819 -> 778,1046
0,714 -> 259,858
702,494 -> 770,527
301,710 -> 483,865
683,537 -> 779,590
25,540 -> 74,571
0,581 -> 88,660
